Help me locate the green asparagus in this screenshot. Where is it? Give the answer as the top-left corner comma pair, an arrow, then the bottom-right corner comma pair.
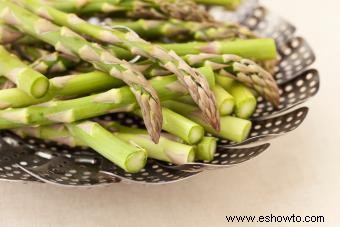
213,85 -> 235,116
14,122 -> 196,165
20,0 -> 220,131
228,81 -> 257,119
0,45 -> 50,98
161,108 -> 204,144
0,65 -> 213,109
107,19 -> 255,41
196,137 -> 217,162
163,100 -> 252,142
0,0 -> 282,172
163,38 -> 277,61
67,121 -> 147,173
0,74 -> 191,129
12,124 -> 86,147
43,0 -> 213,22
0,1 -> 162,142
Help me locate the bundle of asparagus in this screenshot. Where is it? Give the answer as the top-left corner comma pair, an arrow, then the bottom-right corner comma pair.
0,0 -> 280,173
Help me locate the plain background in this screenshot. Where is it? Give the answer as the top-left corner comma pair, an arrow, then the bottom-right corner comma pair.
0,0 -> 339,226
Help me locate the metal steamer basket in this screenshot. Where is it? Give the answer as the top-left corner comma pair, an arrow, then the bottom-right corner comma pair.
0,0 -> 319,186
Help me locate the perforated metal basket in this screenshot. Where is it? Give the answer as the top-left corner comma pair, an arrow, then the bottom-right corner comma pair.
0,0 -> 319,186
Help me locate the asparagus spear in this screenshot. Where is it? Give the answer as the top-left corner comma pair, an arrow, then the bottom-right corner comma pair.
216,75 -> 258,118
185,54 -> 280,107
0,84 -> 205,147
12,124 -> 86,147
106,19 -> 255,41
67,121 -> 147,173
134,107 -> 204,145
14,122 -> 196,165
0,65 -> 214,109
1,25 -> 275,61
213,85 -> 235,116
102,122 -> 197,164
139,53 -> 279,107
117,133 -> 195,165
195,0 -> 241,10
42,0 -> 213,22
0,74 -> 191,129
163,100 -> 252,142
177,84 -> 235,116
0,47 -> 80,92
0,71 -> 123,109
215,74 -> 235,90
196,137 -> 217,162
0,45 -> 50,98
228,81 -> 257,119
161,108 -> 204,144
0,1 -> 162,142
161,38 -> 277,61
20,0 -> 220,132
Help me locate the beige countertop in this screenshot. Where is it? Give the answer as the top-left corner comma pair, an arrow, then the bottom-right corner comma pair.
0,1 -> 339,226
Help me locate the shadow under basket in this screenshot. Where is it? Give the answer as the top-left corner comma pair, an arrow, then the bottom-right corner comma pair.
0,0 -> 319,186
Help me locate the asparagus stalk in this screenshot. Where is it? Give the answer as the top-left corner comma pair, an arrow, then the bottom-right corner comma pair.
161,108 -> 204,144
141,53 -> 279,107
197,66 -> 215,88
0,74 -> 191,129
176,85 -> 235,116
213,85 -> 235,116
163,100 -> 252,142
228,81 -> 257,119
0,71 -> 124,109
115,132 -> 196,165
161,38 -> 277,61
135,107 -> 204,144
67,121 -> 147,173
97,122 -> 197,164
215,74 -> 235,91
43,0 -> 213,22
0,45 -> 50,98
216,75 -> 257,118
98,122 -> 197,164
12,124 -> 86,147
195,0 -> 241,10
0,47 -> 80,93
185,54 -> 280,107
147,54 -> 277,110
196,137 -> 217,162
0,1 -> 162,142
106,19 -> 255,41
2,25 -> 274,61
20,0 -> 219,132
0,46 -> 80,90
14,122 -> 196,165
